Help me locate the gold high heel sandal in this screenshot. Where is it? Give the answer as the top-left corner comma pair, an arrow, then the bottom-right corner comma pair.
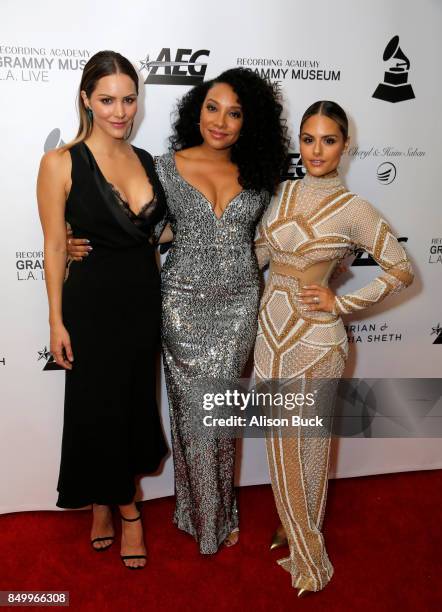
269,525 -> 288,551
297,588 -> 313,598
223,528 -> 239,547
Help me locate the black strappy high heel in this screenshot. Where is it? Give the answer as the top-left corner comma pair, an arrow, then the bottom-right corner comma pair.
91,535 -> 115,552
120,513 -> 147,570
91,506 -> 114,551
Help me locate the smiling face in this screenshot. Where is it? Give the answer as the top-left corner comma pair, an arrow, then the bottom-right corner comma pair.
199,82 -> 244,151
299,114 -> 349,177
81,73 -> 138,140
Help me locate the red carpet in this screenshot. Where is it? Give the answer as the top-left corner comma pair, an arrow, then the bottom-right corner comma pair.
1,470 -> 441,611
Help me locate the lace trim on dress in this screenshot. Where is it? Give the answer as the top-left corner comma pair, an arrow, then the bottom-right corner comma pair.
109,183 -> 158,225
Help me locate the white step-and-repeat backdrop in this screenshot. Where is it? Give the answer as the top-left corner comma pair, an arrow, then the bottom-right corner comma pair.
1,0 -> 441,514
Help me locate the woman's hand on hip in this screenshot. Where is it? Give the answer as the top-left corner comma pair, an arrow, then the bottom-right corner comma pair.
297,285 -> 336,313
66,226 -> 91,261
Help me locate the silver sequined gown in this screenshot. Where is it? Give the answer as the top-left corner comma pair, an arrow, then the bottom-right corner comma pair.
155,152 -> 270,553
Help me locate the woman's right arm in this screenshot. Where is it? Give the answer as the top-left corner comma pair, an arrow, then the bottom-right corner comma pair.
37,150 -> 74,369
66,222 -> 175,256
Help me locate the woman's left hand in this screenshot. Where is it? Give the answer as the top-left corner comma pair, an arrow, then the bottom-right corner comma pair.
297,285 -> 336,313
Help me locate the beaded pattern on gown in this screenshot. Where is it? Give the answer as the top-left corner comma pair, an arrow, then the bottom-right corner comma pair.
155,152 -> 270,553
254,173 -> 414,590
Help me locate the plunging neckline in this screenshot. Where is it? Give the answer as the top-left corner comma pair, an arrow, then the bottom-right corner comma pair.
172,152 -> 244,221
108,182 -> 156,219
83,142 -> 154,217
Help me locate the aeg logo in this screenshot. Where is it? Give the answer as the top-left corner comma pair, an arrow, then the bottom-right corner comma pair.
283,153 -> 306,181
140,48 -> 210,85
352,237 -> 408,266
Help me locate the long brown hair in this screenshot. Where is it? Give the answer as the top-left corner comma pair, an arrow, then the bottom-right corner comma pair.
300,100 -> 349,140
63,50 -> 139,150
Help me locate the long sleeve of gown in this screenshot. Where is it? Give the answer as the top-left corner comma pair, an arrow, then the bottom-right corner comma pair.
333,198 -> 414,315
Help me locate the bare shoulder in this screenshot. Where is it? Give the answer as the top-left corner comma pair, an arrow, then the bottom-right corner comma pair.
175,146 -> 201,161
37,148 -> 72,200
39,148 -> 71,178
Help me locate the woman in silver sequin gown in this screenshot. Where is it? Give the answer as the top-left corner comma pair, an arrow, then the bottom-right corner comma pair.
155,153 -> 268,553
67,68 -> 288,554
155,69 -> 288,553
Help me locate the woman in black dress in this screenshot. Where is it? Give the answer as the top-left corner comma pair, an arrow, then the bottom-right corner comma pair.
37,51 -> 167,569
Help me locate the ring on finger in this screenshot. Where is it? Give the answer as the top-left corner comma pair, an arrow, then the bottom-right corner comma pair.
313,296 -> 320,304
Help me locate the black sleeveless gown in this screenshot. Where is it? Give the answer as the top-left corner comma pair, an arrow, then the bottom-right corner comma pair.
57,142 -> 168,508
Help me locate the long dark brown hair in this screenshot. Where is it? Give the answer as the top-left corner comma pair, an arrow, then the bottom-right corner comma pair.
300,100 -> 349,140
63,50 -> 139,149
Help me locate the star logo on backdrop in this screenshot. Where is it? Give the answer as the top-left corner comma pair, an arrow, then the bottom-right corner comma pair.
37,346 -> 63,371
38,346 -> 51,361
431,324 -> 442,336
139,54 -> 150,72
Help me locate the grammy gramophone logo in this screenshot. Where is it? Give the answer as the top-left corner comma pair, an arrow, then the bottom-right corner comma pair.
44,128 -> 65,153
373,36 -> 415,103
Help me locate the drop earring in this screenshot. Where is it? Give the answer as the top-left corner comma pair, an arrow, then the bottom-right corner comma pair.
124,120 -> 134,141
86,107 -> 93,122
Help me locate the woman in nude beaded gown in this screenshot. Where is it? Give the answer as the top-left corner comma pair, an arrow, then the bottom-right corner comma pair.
254,101 -> 414,595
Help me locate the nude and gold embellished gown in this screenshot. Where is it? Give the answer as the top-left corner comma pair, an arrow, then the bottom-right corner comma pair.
254,173 -> 414,591
155,152 -> 270,554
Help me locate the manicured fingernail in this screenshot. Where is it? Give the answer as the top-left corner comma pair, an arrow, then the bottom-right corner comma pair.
85,239 -> 90,243
87,246 -> 93,251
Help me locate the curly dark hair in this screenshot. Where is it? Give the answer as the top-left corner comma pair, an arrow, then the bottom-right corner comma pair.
169,67 -> 289,194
